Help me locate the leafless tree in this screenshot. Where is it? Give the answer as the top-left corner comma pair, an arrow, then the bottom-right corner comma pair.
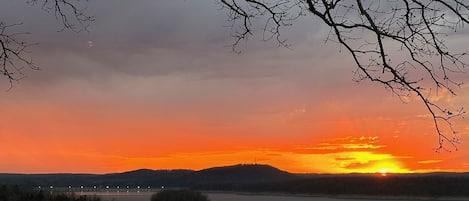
0,0 -> 93,88
217,0 -> 468,151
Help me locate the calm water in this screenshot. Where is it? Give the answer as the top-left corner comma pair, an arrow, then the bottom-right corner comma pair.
91,192 -> 420,201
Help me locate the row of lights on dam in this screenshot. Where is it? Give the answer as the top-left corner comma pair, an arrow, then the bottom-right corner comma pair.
37,185 -> 165,190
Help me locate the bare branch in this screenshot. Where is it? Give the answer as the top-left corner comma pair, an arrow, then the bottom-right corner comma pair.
0,22 -> 38,89
27,0 -> 95,32
218,0 -> 469,150
218,0 -> 304,52
0,0 -> 93,87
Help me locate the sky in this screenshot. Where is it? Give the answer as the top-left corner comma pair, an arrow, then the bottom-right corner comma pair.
1,0 -> 469,174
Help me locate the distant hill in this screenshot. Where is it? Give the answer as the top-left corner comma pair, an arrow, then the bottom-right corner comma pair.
100,169 -> 194,186
188,164 -> 296,190
2,164 -> 469,197
195,164 -> 293,181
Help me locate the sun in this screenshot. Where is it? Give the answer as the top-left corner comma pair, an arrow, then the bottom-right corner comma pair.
371,160 -> 412,175
378,169 -> 388,176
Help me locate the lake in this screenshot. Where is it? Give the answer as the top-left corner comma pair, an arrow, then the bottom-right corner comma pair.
91,192 -> 421,201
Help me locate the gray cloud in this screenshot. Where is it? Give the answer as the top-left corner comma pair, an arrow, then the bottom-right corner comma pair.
2,0 -> 466,130
0,1 -> 331,83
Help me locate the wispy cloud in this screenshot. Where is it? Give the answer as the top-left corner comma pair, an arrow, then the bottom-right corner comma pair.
417,160 -> 443,164
294,136 -> 385,154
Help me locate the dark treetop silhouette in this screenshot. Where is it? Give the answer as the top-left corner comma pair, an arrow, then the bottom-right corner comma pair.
1,0 -> 467,150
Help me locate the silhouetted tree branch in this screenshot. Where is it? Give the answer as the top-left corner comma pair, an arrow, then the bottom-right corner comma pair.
0,0 -> 93,88
218,0 -> 468,151
0,22 -> 37,89
27,0 -> 94,32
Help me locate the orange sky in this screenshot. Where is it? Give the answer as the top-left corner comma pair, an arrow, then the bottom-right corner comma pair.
1,84 -> 468,174
1,0 -> 469,174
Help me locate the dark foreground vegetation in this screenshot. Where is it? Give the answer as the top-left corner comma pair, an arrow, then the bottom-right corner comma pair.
0,185 -> 101,201
2,164 -> 469,198
151,189 -> 209,201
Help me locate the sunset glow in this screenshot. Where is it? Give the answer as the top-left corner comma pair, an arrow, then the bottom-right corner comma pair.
1,0 -> 469,174
379,169 -> 388,177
